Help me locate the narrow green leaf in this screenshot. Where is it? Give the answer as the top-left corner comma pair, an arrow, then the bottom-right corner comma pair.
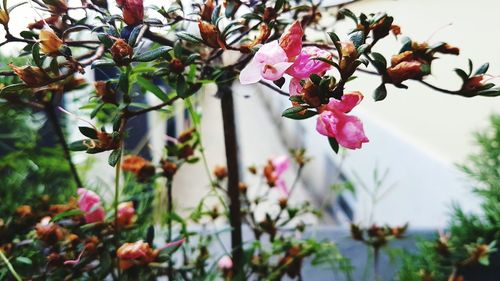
108,148 -> 122,167
15,257 -> 32,265
0,83 -> 28,95
176,32 -> 203,43
133,46 -> 172,62
339,8 -> 358,24
51,209 -> 83,222
328,137 -> 339,154
91,59 -> 115,69
454,68 -> 469,81
79,126 -> 98,139
32,43 -> 41,67
128,24 -> 143,47
136,76 -> 168,101
176,75 -> 187,98
475,62 -> 489,75
373,83 -> 387,101
68,140 -> 89,151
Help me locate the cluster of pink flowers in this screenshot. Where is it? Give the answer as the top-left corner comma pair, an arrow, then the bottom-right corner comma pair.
239,21 -> 369,150
77,188 -> 136,226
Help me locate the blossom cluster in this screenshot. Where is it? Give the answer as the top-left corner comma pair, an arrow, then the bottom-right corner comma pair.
239,21 -> 369,150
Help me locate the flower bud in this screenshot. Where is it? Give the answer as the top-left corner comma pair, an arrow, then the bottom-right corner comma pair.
386,60 -> 424,84
110,39 -> 133,65
40,29 -> 63,55
9,64 -> 49,87
15,205 -> 33,218
122,0 -> 144,26
198,21 -> 225,49
94,81 -> 117,104
170,58 -> 185,74
36,216 -> 64,244
200,0 -> 215,21
160,159 -> 177,179
218,255 -> 233,270
122,155 -> 155,182
177,128 -> 195,143
213,165 -> 228,180
0,10 -> 9,26
117,201 -> 136,227
43,0 -> 68,14
77,188 -> 105,223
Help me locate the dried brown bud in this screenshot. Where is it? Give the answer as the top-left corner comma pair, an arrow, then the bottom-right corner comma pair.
301,80 -> 322,108
0,10 -> 9,26
238,182 -> 247,193
15,205 -> 32,218
39,29 -> 63,55
200,0 -> 215,21
9,64 -> 49,88
94,81 -> 117,104
386,60 -> 425,84
390,25 -> 401,36
279,198 -> 288,209
213,165 -> 228,180
262,7 -> 276,22
110,39 -> 133,65
198,21 -> 225,49
177,128 -> 195,143
248,165 -> 257,174
161,159 -> 178,178
170,58 -> 185,74
36,216 -> 64,244
122,155 -> 155,181
241,24 -> 271,51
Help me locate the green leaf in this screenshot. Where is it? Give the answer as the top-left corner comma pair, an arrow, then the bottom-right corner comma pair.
373,83 -> 387,101
274,0 -> 285,11
0,83 -> 28,95
176,32 -> 203,43
49,57 -> 59,75
136,76 -> 168,101
68,140 -> 89,151
133,46 -> 172,62
282,107 -> 317,120
310,74 -> 321,85
273,77 -> 285,88
91,59 -> 115,69
328,137 -> 339,154
97,33 -> 113,49
15,257 -> 32,265
108,148 -> 122,167
128,24 -> 143,47
58,45 -> 72,57
118,72 -> 129,94
51,209 -> 83,222
313,57 -> 339,69
454,68 -> 469,81
20,30 -> 37,39
339,8 -> 358,24
349,30 -> 365,48
32,43 -> 42,67
356,43 -> 370,55
79,126 -> 98,139
370,52 -> 387,72
475,62 -> 489,75
468,58 -> 473,75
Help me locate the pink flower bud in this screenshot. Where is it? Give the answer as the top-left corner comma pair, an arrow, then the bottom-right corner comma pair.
122,0 -> 144,26
218,255 -> 233,270
77,188 -> 105,223
117,201 -> 136,227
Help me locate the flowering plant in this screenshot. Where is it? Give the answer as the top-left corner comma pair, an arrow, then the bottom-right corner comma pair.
0,0 -> 498,280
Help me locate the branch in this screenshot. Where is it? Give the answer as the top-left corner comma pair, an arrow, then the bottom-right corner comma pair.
125,96 -> 180,117
258,80 -> 289,96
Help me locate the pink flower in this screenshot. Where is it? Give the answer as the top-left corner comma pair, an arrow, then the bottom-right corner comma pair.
289,78 -> 303,96
316,92 -> 369,150
120,0 -> 144,26
117,201 -> 136,227
272,155 -> 290,196
239,41 -> 293,84
218,255 -> 233,270
279,21 -> 304,60
286,47 -> 332,79
77,188 -> 105,223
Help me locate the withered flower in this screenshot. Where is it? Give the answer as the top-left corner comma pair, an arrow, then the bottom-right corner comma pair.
110,39 -> 133,65
117,201 -> 136,227
9,64 -> 49,87
177,128 -> 196,143
94,81 -> 117,104
43,0 -> 68,14
198,21 -> 225,49
240,24 -> 271,52
301,80 -> 322,108
39,29 -> 63,55
15,205 -> 32,218
213,165 -> 228,180
0,10 -> 9,26
28,15 -> 60,29
200,0 -> 215,21
117,240 -> 160,269
238,182 -> 248,193
386,60 -> 425,84
160,159 -> 177,179
122,155 -> 156,181
36,216 -> 64,244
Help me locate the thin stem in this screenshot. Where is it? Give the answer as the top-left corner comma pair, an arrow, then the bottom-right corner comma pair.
45,104 -> 83,187
373,247 -> 380,281
0,251 -> 22,281
126,96 -> 180,117
219,81 -> 244,277
258,80 -> 289,96
114,149 -> 122,279
166,178 -> 174,280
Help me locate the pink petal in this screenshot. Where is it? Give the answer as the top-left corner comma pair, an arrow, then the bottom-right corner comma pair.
271,155 -> 290,177
261,61 -> 293,81
279,21 -> 304,59
162,238 -> 186,250
275,178 -> 289,197
289,78 -> 303,96
239,59 -> 263,85
286,47 -> 332,79
334,113 -> 369,149
316,111 -> 336,138
326,92 -> 364,113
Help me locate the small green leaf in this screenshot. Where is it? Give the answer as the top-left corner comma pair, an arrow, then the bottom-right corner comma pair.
128,24 -> 143,47
91,59 -> 115,69
32,43 -> 42,67
15,257 -> 32,265
176,75 -> 187,98
97,33 -> 113,49
133,46 -> 172,62
373,83 -> 387,101
118,72 -> 129,94
475,62 -> 489,75
51,209 -> 83,222
0,83 -> 28,95
349,30 -> 365,48
282,107 -> 317,120
68,140 -> 89,151
136,76 -> 168,101
108,148 -> 122,167
79,126 -> 98,139
454,68 -> 469,81
339,8 -> 358,24
310,74 -> 321,85
328,137 -> 339,154
176,32 -> 203,43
